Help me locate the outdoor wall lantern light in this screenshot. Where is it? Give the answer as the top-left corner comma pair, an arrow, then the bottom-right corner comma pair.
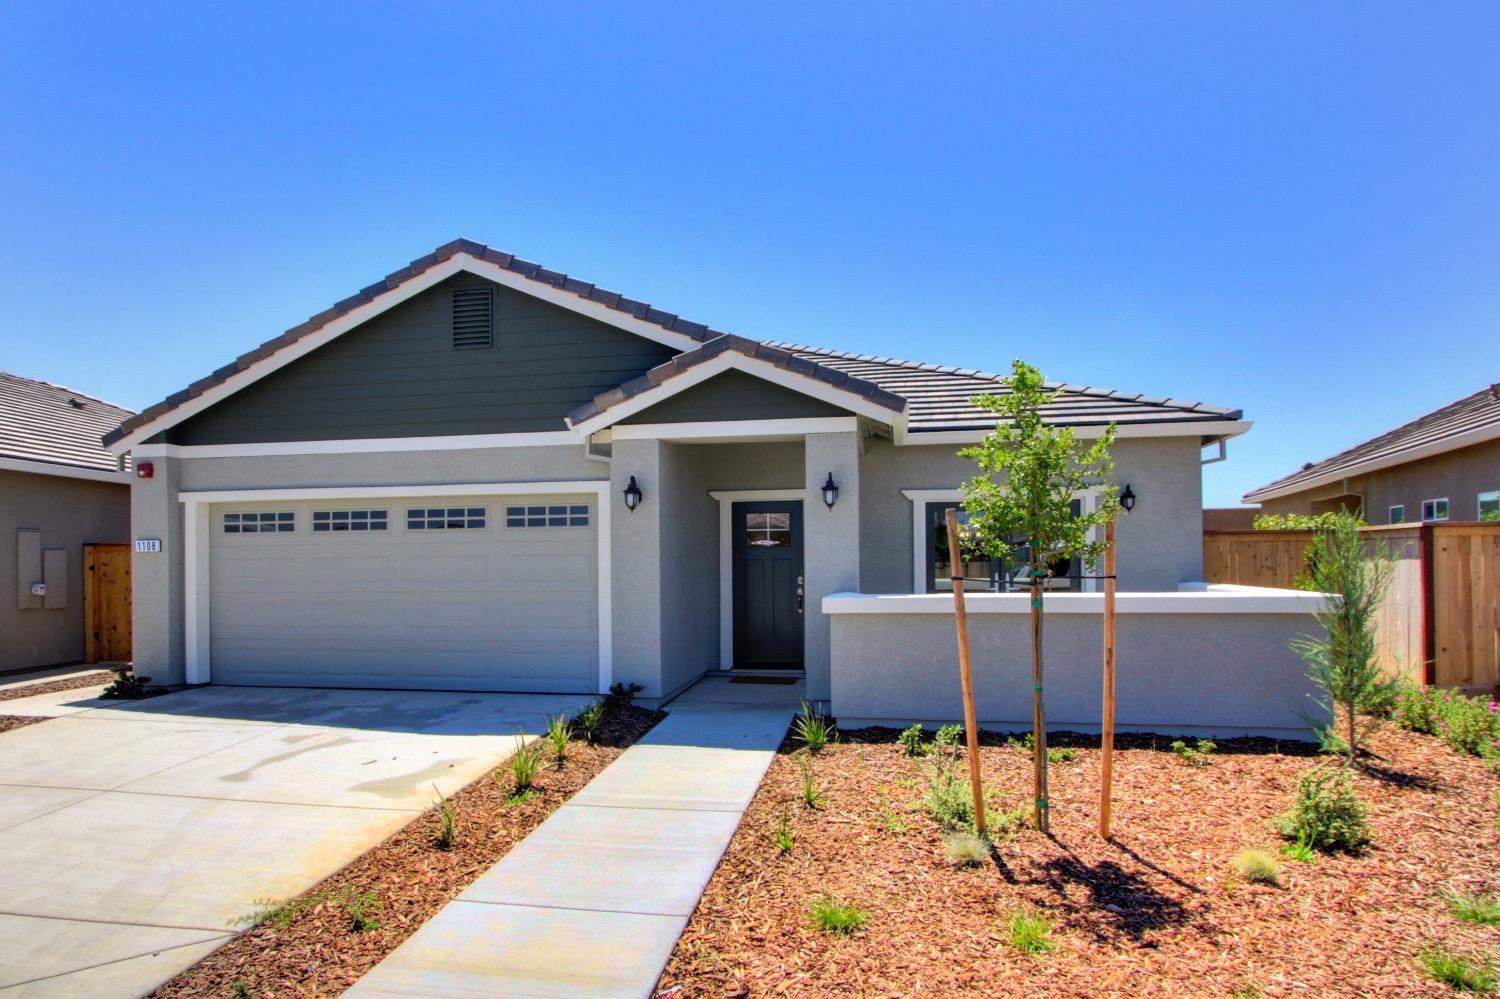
623,475 -> 643,513
1120,484 -> 1136,513
821,473 -> 839,509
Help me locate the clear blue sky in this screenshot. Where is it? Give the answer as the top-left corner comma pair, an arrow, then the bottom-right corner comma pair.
2,3 -> 1495,505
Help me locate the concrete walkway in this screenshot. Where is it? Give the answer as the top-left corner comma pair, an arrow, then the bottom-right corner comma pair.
346,677 -> 798,998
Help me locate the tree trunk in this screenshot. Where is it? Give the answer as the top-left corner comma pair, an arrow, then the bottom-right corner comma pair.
1030,549 -> 1049,834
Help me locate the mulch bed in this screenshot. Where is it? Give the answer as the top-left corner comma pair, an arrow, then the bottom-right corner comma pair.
0,715 -> 46,734
151,702 -> 664,999
0,669 -> 116,702
658,723 -> 1500,998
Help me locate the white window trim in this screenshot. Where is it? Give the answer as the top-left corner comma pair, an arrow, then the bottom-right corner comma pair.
900,488 -> 1102,595
1478,490 -> 1499,517
708,489 -> 805,670
1421,497 -> 1450,522
1388,504 -> 1405,525
181,480 -> 612,692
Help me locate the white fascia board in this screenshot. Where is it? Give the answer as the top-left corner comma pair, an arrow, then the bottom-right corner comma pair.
821,589 -> 1330,615
612,417 -> 858,442
178,480 -> 609,504
133,430 -> 581,460
567,352 -> 904,436
0,455 -> 129,485
1243,421 -> 1500,504
109,253 -> 702,454
899,419 -> 1253,447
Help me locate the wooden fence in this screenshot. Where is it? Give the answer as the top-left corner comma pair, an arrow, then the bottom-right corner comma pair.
1204,523 -> 1500,692
83,543 -> 132,663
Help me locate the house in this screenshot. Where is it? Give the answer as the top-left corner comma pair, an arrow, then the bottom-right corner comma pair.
105,240 -> 1326,735
2,372 -> 133,672
1244,383 -> 1500,524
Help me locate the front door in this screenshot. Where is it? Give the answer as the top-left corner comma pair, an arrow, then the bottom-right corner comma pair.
732,500 -> 804,668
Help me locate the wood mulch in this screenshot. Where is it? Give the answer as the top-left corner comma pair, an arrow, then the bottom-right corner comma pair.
0,669 -> 116,702
151,702 -> 664,999
658,723 -> 1500,998
0,715 -> 46,734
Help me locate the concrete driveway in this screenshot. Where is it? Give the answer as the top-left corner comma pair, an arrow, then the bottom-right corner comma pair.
0,684 -> 587,997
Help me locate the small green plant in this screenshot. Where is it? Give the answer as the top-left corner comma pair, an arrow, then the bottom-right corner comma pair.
921,761 -> 1018,835
238,895 -> 310,930
232,983 -> 252,999
807,895 -> 868,935
1047,746 -> 1077,764
507,735 -> 544,794
876,795 -> 907,833
943,831 -> 991,867
1005,909 -> 1056,955
577,699 -> 606,745
432,784 -> 456,851
544,714 -> 571,765
798,754 -> 826,809
606,681 -> 643,707
792,701 -> 835,753
1276,765 -> 1369,852
770,812 -> 794,854
506,788 -> 538,806
1006,732 -> 1034,751
898,723 -> 927,757
933,723 -> 963,756
343,889 -> 381,932
1280,836 -> 1316,864
1228,985 -> 1263,999
1232,848 -> 1281,885
99,669 -> 152,700
1420,946 -> 1496,994
1445,889 -> 1500,926
1170,738 -> 1215,766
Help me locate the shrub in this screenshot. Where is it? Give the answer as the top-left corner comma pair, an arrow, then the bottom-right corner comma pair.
922,762 -> 978,831
898,723 -> 927,758
1006,909 -> 1056,955
1394,683 -> 1500,761
1007,732 -> 1034,751
1445,889 -> 1500,926
99,669 -> 152,700
1170,739 -> 1215,766
1420,947 -> 1496,994
576,699 -> 605,745
1253,511 -> 1365,532
943,831 -> 991,867
1276,765 -> 1369,853
1232,848 -> 1281,885
807,895 -> 868,935
933,723 -> 963,756
431,784 -> 456,851
1047,746 -> 1077,764
798,754 -> 826,809
507,735 -> 544,794
792,701 -> 835,753
606,682 -> 643,707
770,813 -> 794,855
544,714 -> 571,765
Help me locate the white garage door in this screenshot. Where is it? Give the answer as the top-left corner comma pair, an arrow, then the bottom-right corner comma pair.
209,494 -> 599,692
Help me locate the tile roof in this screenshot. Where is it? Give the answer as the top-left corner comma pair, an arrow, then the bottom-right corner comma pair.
1,371 -> 134,473
1244,383 -> 1500,503
104,239 -> 1245,447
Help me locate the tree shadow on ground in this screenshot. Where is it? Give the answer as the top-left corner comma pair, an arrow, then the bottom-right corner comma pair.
1358,759 -> 1444,793
1032,841 -> 1206,944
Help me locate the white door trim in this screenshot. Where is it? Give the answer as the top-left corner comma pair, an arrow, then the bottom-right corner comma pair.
180,479 -> 613,693
708,489 -> 804,670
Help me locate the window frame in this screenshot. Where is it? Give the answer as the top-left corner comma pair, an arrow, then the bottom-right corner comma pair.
311,509 -> 389,533
405,506 -> 488,531
222,511 -> 295,534
503,503 -> 591,529
1420,497 -> 1449,522
1478,490 -> 1499,520
1387,504 -> 1405,525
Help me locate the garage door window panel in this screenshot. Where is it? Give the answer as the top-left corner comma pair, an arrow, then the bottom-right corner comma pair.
224,512 -> 295,534
505,504 -> 590,528
313,510 -> 388,533
407,507 -> 486,530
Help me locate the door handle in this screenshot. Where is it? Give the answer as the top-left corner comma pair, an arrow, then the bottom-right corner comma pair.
796,574 -> 804,614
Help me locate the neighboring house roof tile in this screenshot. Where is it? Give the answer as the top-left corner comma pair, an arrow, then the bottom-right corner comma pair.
1,371 -> 134,473
103,240 -> 1245,447
1244,382 -> 1500,503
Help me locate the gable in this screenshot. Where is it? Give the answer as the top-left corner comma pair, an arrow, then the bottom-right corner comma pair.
617,369 -> 854,425
164,274 -> 678,445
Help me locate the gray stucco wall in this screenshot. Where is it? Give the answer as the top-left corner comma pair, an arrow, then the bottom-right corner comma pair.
802,432 -> 861,701
619,370 -> 849,424
829,606 -> 1320,737
2,470 -> 130,671
858,436 -> 1206,593
164,273 -> 677,444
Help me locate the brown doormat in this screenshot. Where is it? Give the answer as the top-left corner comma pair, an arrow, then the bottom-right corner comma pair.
729,675 -> 798,685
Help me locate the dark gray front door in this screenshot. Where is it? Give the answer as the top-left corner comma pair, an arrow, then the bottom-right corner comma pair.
732,501 -> 804,668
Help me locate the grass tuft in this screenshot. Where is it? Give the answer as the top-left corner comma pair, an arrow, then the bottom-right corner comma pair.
431,783 -> 456,851
1445,889 -> 1500,926
792,701 -> 836,753
544,714 -> 571,765
798,754 -> 826,809
576,699 -> 606,745
1232,848 -> 1281,885
770,813 -> 794,855
506,735 -> 544,794
943,831 -> 991,867
807,895 -> 868,935
1420,947 -> 1497,993
1279,836 -> 1316,864
1006,909 -> 1056,955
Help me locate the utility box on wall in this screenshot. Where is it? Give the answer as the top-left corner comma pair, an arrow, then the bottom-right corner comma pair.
15,529 -> 67,611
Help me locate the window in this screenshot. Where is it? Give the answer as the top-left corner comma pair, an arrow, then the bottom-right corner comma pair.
505,504 -> 590,528
224,511 -> 294,534
1421,498 -> 1449,522
1388,505 -> 1405,525
407,507 -> 486,530
743,511 -> 791,547
1479,491 -> 1500,521
922,500 -> 1081,593
313,510 -> 388,533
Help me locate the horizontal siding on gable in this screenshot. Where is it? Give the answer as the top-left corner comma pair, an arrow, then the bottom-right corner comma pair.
618,370 -> 851,425
168,274 -> 678,445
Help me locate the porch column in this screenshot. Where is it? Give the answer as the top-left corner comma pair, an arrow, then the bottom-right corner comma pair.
610,438 -> 665,697
803,430 -> 861,704
131,455 -> 185,685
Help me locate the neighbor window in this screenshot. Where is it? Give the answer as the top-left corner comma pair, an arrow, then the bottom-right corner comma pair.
407,507 -> 486,530
1421,498 -> 1449,522
313,510 -> 388,532
505,504 -> 590,528
1479,491 -> 1500,520
224,511 -> 294,534
1388,505 -> 1405,524
922,499 -> 1081,593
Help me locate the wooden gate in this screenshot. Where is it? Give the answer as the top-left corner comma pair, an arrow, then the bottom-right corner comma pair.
84,543 -> 132,663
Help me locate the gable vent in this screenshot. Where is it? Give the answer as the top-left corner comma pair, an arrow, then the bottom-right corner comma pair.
451,287 -> 494,350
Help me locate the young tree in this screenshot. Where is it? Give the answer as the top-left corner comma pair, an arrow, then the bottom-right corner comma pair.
959,360 -> 1120,833
1291,515 -> 1395,765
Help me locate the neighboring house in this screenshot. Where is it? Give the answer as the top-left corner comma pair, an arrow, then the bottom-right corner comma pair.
1244,383 -> 1500,525
104,240 -> 1322,735
2,372 -> 133,671
1203,507 -> 1258,531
